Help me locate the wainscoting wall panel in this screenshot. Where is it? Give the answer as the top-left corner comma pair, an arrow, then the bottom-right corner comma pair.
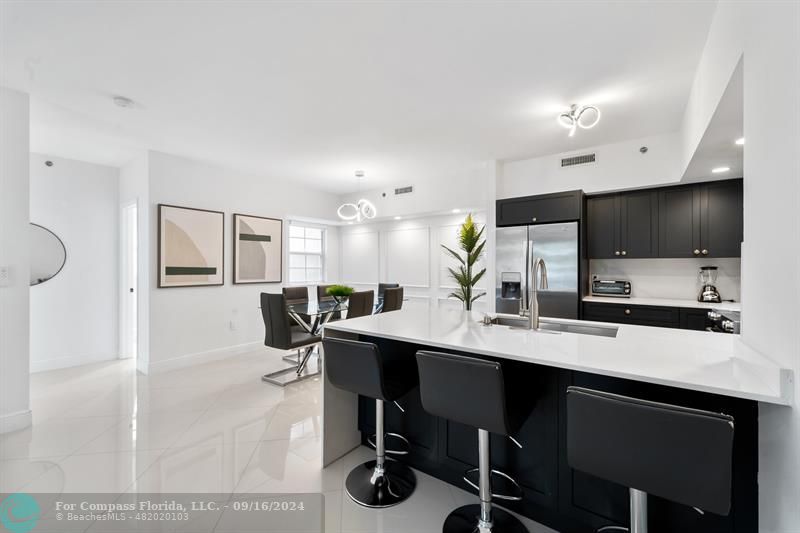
386,227 -> 430,288
338,212 -> 487,310
341,230 -> 380,285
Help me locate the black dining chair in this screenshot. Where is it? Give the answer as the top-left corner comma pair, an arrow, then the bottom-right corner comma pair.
377,282 -> 399,300
283,286 -> 312,326
346,290 -> 374,319
260,292 -> 321,386
382,287 -> 403,313
317,284 -> 342,321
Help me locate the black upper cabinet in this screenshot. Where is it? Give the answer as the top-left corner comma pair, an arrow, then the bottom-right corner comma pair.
658,179 -> 742,258
496,190 -> 583,227
619,190 -> 659,258
587,190 -> 658,259
658,185 -> 699,258
701,179 -> 743,257
586,195 -> 617,259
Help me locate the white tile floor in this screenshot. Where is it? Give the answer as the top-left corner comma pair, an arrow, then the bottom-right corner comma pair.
1,350 -> 557,532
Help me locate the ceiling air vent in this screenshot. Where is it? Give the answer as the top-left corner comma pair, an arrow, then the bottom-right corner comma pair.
561,153 -> 596,167
394,186 -> 414,195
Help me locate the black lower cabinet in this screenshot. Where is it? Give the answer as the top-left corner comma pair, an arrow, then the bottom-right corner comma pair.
680,308 -> 712,331
358,336 -> 758,533
584,302 -> 715,331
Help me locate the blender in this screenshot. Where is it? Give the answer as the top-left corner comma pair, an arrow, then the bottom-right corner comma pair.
698,266 -> 722,303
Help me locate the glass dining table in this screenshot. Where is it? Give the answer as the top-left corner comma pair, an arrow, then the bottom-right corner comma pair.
286,297 -> 387,335
262,297 -> 389,385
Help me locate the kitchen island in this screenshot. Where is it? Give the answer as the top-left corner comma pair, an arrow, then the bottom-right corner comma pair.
322,307 -> 792,533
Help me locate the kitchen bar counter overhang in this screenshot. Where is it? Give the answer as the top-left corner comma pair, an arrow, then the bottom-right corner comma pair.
324,307 -> 792,406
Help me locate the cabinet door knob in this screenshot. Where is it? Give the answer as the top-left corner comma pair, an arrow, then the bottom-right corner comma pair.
702,249 -> 709,255
693,249 -> 701,255
621,250 -> 627,256
615,251 -> 621,256
624,309 -> 631,315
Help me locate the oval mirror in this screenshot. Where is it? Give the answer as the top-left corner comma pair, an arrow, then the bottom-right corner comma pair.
30,223 -> 66,286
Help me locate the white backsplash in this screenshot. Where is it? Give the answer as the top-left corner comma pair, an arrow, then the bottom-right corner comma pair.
590,258 -> 741,301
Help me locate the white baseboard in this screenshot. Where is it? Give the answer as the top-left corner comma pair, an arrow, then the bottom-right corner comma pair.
30,353 -> 118,373
0,409 -> 32,434
146,341 -> 263,375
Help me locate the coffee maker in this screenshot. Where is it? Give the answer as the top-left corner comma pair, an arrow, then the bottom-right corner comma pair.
698,266 -> 722,303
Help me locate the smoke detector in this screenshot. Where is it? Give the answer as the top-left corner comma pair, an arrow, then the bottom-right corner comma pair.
112,95 -> 135,109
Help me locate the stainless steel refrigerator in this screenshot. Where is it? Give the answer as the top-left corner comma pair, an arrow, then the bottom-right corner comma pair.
495,222 -> 579,319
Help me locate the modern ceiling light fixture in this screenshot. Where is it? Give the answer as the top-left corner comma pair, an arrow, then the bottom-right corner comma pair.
558,104 -> 601,137
735,137 -> 745,146
337,170 -> 377,223
712,166 -> 730,174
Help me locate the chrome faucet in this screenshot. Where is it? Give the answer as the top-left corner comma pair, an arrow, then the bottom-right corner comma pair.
519,258 -> 548,329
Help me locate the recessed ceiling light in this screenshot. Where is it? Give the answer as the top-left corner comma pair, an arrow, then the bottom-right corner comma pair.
735,137 -> 745,146
712,166 -> 730,174
393,216 -> 402,220
452,209 -> 461,214
112,95 -> 135,109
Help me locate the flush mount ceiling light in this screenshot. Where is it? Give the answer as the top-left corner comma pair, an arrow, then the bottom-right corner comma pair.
735,137 -> 745,145
558,104 -> 601,137
337,171 -> 377,223
712,166 -> 730,174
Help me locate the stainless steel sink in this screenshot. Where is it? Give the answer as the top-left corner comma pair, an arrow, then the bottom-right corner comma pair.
484,316 -> 619,338
536,321 -> 618,338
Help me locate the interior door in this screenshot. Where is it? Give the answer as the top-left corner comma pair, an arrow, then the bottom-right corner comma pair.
120,202 -> 138,359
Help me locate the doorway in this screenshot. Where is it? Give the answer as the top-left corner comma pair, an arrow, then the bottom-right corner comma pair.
120,201 -> 138,359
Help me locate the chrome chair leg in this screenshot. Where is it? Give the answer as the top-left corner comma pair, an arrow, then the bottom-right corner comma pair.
344,399 -> 416,508
443,429 -> 528,533
596,489 -> 648,533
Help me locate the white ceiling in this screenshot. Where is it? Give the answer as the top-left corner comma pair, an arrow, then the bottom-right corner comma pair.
683,59 -> 743,182
1,1 -> 717,193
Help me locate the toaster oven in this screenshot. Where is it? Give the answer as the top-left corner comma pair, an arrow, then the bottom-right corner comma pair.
591,278 -> 632,297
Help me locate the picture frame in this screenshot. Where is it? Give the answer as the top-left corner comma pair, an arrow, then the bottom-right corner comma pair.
233,213 -> 283,284
158,204 -> 225,288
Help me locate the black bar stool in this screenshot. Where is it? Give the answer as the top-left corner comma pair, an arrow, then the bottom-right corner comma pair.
416,351 -> 529,533
322,337 -> 417,508
566,387 -> 735,533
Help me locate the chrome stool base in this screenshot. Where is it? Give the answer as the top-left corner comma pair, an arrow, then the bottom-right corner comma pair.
443,504 -> 528,533
345,459 -> 416,508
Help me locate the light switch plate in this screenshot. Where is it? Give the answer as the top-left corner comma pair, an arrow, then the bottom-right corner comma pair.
0,266 -> 9,287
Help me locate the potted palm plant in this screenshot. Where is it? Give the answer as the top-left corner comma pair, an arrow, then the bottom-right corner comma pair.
442,214 -> 486,311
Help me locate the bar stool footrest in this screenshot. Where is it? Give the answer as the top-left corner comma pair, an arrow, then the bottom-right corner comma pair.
463,467 -> 523,501
367,432 -> 410,455
443,504 -> 528,533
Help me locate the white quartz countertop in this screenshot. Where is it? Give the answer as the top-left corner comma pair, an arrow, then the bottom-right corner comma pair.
583,295 -> 741,312
324,307 -> 791,405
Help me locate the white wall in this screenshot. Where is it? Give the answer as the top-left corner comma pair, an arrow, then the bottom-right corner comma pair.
338,212 -> 489,312
29,154 -> 119,372
0,87 -> 31,433
146,151 -> 342,372
499,132 -> 683,199
120,152 -> 151,374
683,3 -> 800,531
337,162 -> 491,219
590,258 -> 741,301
